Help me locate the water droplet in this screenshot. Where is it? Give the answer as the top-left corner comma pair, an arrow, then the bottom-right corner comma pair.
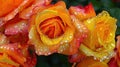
48,52 -> 51,55
65,40 -> 68,43
6,47 -> 10,50
38,52 -> 41,55
94,57 -> 97,60
74,12 -> 78,15
0,46 -> 3,49
45,53 -> 48,56
11,47 -> 14,51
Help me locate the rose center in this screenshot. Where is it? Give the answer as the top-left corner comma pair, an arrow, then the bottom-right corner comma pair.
39,17 -> 65,38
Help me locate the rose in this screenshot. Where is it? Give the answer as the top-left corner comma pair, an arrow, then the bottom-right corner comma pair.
29,1 -> 75,55
79,11 -> 117,61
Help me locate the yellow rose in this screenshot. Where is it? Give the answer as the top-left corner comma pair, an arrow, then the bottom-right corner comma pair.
79,11 -> 117,61
29,1 -> 75,55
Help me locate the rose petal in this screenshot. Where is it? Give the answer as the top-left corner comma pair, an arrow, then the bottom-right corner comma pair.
0,0 -> 34,27
76,57 -> 108,67
0,33 -> 9,45
19,0 -> 52,19
108,58 -> 118,67
5,20 -> 28,35
68,51 -> 86,63
69,3 -> 96,21
0,0 -> 22,17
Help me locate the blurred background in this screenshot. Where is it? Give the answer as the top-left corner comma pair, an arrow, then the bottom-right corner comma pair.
36,0 -> 120,67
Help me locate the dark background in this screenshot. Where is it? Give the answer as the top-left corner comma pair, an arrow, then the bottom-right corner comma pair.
36,0 -> 120,67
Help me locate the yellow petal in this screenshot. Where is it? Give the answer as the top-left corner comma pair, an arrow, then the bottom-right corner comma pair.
61,27 -> 74,43
80,44 -> 115,61
0,53 -> 19,67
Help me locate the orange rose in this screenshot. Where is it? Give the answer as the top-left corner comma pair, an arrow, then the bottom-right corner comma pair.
79,11 -> 117,61
29,1 -> 75,55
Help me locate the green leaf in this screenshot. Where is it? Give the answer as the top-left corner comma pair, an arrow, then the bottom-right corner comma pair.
100,0 -> 115,8
91,0 -> 102,11
116,27 -> 120,35
63,0 -> 89,8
